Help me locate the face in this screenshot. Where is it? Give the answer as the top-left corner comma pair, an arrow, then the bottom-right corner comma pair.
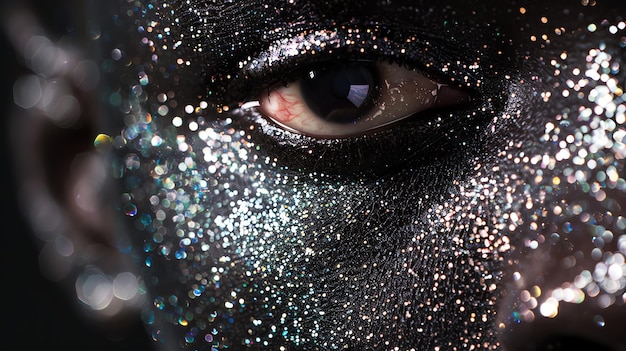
7,0 -> 626,350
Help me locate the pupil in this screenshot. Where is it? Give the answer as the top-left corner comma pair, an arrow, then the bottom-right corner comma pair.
300,64 -> 377,124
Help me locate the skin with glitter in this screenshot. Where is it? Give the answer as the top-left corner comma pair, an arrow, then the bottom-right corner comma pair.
10,0 -> 626,350
104,0 -> 626,349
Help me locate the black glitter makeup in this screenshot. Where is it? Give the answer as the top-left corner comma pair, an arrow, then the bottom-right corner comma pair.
13,0 -> 625,350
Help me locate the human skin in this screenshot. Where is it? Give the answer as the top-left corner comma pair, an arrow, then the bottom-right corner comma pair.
7,0 -> 626,350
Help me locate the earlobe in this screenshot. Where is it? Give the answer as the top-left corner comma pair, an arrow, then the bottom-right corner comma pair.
67,151 -> 112,241
7,7 -> 145,330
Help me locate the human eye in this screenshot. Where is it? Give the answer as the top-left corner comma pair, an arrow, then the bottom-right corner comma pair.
255,61 -> 470,138
223,28 -> 509,175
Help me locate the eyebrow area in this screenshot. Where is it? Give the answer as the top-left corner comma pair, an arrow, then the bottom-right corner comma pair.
169,0 -> 477,105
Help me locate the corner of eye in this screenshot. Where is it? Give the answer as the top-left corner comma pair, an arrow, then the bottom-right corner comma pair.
433,84 -> 473,107
240,100 -> 261,110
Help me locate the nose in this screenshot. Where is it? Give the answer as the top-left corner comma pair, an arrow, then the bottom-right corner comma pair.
496,231 -> 626,351
498,298 -> 626,351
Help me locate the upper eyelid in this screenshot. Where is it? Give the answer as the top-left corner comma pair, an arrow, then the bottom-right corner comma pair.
268,59 -> 379,94
225,26 -> 485,107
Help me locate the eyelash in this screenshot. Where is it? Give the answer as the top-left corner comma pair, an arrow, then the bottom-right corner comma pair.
226,27 -> 483,108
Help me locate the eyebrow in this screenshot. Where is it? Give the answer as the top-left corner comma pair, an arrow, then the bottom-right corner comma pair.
161,0 -> 320,104
178,0 -> 443,57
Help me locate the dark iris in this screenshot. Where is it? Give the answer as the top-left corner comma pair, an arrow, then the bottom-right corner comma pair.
299,63 -> 378,124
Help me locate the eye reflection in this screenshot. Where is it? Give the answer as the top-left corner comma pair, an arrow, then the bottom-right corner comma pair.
256,62 -> 471,138
301,64 -> 376,124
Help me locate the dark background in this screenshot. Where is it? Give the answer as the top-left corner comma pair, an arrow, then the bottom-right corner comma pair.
0,0 -> 153,349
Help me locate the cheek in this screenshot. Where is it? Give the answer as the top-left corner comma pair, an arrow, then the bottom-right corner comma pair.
116,108 -> 507,349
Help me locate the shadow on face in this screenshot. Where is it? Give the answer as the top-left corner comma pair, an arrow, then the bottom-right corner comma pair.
3,0 -> 626,350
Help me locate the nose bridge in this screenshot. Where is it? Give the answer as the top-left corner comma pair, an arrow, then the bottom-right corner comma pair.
497,182 -> 626,350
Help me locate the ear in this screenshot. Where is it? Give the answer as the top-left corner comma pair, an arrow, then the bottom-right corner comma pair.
6,5 -> 145,335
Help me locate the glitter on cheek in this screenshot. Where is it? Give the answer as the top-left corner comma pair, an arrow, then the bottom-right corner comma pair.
113,96 -> 511,349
